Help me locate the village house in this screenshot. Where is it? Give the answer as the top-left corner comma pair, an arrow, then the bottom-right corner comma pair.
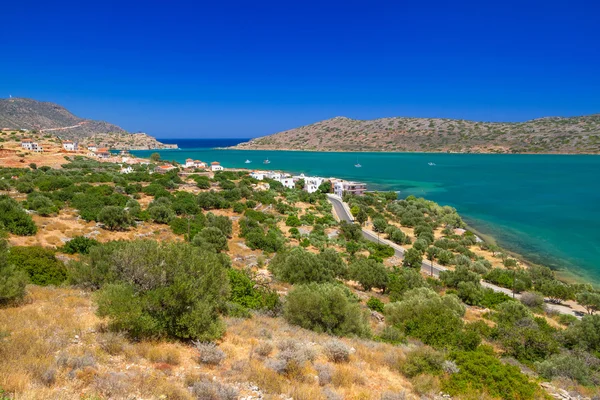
21,139 -> 43,152
250,171 -> 266,180
333,180 -> 367,197
210,161 -> 223,172
154,165 -> 177,174
87,145 -> 98,152
194,160 -> 206,168
303,176 -> 325,193
21,139 -> 34,150
120,166 -> 134,174
62,140 -> 77,151
96,148 -> 111,159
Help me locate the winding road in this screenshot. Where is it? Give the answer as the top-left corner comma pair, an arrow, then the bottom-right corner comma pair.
327,194 -> 582,318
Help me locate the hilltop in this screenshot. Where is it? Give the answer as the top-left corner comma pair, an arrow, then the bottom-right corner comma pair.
231,114 -> 600,154
0,98 -> 176,150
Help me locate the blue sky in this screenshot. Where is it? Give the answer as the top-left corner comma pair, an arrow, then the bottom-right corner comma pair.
2,0 -> 599,138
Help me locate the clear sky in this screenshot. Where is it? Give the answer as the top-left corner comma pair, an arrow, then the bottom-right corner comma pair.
2,0 -> 599,138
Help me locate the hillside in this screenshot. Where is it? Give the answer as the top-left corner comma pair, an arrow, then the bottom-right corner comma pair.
232,114 -> 600,154
0,98 -> 176,150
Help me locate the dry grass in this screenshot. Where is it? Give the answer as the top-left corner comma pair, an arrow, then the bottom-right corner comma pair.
0,286 -> 418,399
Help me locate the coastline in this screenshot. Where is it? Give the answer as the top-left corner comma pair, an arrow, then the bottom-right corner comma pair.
222,146 -> 600,155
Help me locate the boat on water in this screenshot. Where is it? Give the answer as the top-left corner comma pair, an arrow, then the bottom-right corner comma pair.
428,162 -> 436,166
245,159 -> 252,164
355,157 -> 361,168
263,158 -> 271,164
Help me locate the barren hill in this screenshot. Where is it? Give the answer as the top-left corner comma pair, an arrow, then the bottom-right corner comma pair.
0,98 -> 176,149
232,114 -> 600,154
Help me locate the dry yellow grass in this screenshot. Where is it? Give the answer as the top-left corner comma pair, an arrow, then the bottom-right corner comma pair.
0,286 -> 420,400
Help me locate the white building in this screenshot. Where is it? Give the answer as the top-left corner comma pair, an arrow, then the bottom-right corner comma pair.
210,162 -> 223,172
250,171 -> 266,180
21,139 -> 34,150
185,158 -> 195,168
333,180 -> 367,197
96,148 -> 111,159
21,139 -> 43,152
304,176 -> 325,193
278,177 -> 295,189
62,140 -> 77,151
87,145 -> 98,152
120,166 -> 134,174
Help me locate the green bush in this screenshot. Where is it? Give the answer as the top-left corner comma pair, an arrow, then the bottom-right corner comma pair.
442,348 -> 539,399
0,238 -> 28,305
349,258 -> 388,292
61,236 -> 100,254
285,215 -> 301,227
284,282 -> 370,337
228,269 -> 280,315
269,247 -> 346,284
87,240 -> 230,341
7,246 -> 67,286
366,296 -> 385,313
97,206 -> 131,231
0,196 -> 37,235
385,288 -> 465,348
402,346 -> 444,378
192,227 -> 228,252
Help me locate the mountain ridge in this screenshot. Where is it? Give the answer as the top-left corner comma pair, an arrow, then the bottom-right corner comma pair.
0,98 -> 176,149
231,113 -> 600,154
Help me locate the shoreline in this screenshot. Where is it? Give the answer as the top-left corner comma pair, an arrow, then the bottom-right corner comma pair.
221,146 -> 600,156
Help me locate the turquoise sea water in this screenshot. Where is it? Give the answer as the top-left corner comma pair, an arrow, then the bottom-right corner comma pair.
133,140 -> 600,282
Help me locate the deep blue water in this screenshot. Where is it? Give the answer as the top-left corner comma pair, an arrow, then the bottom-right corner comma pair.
134,139 -> 600,282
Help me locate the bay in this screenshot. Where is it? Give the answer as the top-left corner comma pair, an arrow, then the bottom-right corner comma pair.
132,139 -> 600,282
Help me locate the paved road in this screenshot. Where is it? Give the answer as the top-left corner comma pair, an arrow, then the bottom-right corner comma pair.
327,194 -> 581,317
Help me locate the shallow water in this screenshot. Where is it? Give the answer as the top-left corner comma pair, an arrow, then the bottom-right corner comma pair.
132,139 -> 600,282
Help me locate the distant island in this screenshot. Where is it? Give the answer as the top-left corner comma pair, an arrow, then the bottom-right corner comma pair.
0,97 -> 176,150
231,114 -> 600,154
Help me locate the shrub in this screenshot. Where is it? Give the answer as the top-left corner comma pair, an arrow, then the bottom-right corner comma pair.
194,342 -> 226,365
7,246 -> 67,286
315,363 -> 333,386
192,226 -> 228,252
384,288 -> 465,347
61,235 -> 100,254
269,247 -> 344,284
266,339 -> 317,377
402,346 -> 444,378
349,258 -> 388,292
284,283 -> 370,337
0,238 -> 28,305
227,268 -> 281,314
377,325 -> 406,344
285,215 -> 301,227
322,340 -> 351,363
535,351 -> 600,386
519,291 -> 545,309
148,204 -> 175,224
442,348 -> 539,400
84,240 -> 229,341
0,195 -> 37,235
254,342 -> 274,358
191,379 -> 238,400
367,296 -> 385,313
97,206 -> 131,230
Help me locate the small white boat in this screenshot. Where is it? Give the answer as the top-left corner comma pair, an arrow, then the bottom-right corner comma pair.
263,158 -> 271,164
245,159 -> 251,164
428,162 -> 436,166
355,163 -> 362,168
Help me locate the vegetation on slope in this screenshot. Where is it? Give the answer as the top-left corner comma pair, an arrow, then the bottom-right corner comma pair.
233,114 -> 600,153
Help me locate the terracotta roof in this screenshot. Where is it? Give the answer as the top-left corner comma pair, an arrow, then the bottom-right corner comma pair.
186,158 -> 193,161
22,139 -> 32,142
97,148 -> 109,152
194,160 -> 202,163
159,165 -> 175,169
63,140 -> 73,144
211,161 -> 220,165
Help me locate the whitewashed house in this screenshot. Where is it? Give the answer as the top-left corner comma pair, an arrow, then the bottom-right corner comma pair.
194,160 -> 207,168
250,171 -> 266,180
62,140 -> 77,151
21,139 -> 34,150
304,176 -> 325,193
185,158 -> 195,168
333,180 -> 367,197
120,166 -> 134,174
210,162 -> 223,172
96,148 -> 111,159
277,177 -> 295,189
87,145 -> 98,152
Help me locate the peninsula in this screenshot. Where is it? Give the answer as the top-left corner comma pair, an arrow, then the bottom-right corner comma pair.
0,97 -> 177,150
230,114 -> 600,154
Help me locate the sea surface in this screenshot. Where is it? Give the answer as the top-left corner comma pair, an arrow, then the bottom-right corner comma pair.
133,138 -> 600,283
